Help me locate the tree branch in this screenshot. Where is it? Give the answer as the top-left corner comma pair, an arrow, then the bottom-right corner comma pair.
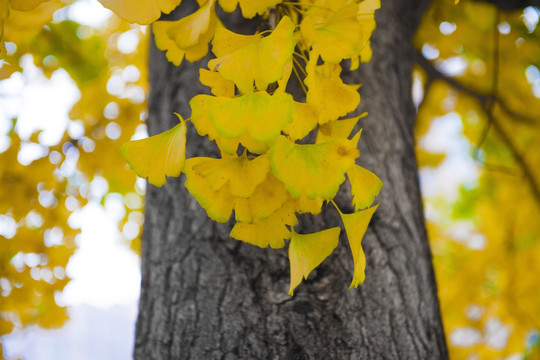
415,50 -> 540,205
416,51 -> 538,126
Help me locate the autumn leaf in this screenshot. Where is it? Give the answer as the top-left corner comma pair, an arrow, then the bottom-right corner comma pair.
234,174 -> 289,223
300,3 -> 362,63
208,16 -> 295,93
337,204 -> 379,288
184,157 -> 235,223
189,154 -> 270,198
218,0 -> 281,19
230,199 -> 298,249
97,0 -> 181,25
269,136 -> 358,200
282,102 -> 320,141
207,91 -> 293,142
305,59 -> 361,124
10,0 -> 50,11
120,114 -> 186,187
199,68 -> 235,97
288,227 -> 341,295
347,165 -> 383,211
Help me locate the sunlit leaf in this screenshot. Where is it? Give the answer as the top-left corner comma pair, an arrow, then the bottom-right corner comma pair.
97,0 -> 181,25
120,114 -> 186,187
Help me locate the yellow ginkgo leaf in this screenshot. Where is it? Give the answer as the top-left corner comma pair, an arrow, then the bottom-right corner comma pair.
230,200 -> 297,249
169,0 -> 215,49
199,69 -> 235,97
347,164 -> 383,211
208,91 -> 293,142
288,227 -> 341,295
153,3 -> 216,66
184,157 -> 234,223
10,0 -> 49,11
153,21 -> 186,66
234,174 -> 288,223
208,16 -> 295,93
97,0 -> 181,25
296,195 -> 323,215
270,136 -> 359,200
317,114 -> 366,143
120,114 -> 186,187
211,23 -> 257,57
300,3 -> 362,63
190,154 -> 269,198
190,95 -> 269,155
282,102 -> 319,141
190,94 -> 218,139
337,204 -> 379,288
218,0 -> 281,19
305,60 -> 360,124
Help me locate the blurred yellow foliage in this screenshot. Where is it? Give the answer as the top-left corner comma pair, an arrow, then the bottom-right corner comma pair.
0,2 -> 147,353
416,0 -> 540,357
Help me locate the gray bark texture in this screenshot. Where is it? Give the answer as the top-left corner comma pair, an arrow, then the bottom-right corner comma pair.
134,0 -> 449,359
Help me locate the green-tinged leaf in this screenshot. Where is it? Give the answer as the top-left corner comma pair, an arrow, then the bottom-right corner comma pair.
208,91 -> 293,142
120,114 -> 186,187
270,136 -> 358,199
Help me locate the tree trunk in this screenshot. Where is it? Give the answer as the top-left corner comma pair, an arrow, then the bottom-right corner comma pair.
134,0 -> 449,359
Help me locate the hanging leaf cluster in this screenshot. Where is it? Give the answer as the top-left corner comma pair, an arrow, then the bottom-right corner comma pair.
117,0 -> 382,294
0,0 -> 383,295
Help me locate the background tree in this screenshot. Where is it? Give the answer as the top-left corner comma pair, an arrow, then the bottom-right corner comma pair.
415,0 -> 540,358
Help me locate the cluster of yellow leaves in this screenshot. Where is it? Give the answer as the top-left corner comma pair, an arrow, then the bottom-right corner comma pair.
415,0 -> 540,357
120,0 -> 382,294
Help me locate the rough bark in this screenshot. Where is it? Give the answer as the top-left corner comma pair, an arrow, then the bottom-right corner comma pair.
134,0 -> 449,359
